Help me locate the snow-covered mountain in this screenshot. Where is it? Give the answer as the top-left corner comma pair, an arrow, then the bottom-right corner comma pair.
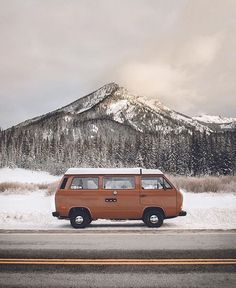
0,83 -> 235,175
193,114 -> 236,131
14,82 -> 211,134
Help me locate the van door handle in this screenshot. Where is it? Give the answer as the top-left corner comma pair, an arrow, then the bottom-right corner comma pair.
105,198 -> 117,202
140,194 -> 147,197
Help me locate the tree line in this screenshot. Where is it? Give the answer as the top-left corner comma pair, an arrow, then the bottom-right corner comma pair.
0,118 -> 235,175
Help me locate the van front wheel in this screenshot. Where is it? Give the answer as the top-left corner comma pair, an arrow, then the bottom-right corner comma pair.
70,210 -> 91,229
143,210 -> 164,228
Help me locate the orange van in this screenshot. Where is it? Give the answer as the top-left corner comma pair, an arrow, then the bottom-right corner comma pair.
52,168 -> 186,228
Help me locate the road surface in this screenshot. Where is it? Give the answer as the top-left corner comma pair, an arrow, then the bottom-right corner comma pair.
0,229 -> 235,287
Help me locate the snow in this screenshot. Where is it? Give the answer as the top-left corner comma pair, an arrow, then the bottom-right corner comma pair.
106,99 -> 130,123
136,95 -> 171,114
0,168 -> 60,184
107,99 -> 129,115
91,124 -> 98,133
64,115 -> 72,122
193,114 -> 236,124
172,191 -> 236,230
111,88 -> 212,134
13,83 -> 118,129
0,168 -> 235,230
169,112 -> 212,133
0,189 -> 235,230
61,82 -> 118,115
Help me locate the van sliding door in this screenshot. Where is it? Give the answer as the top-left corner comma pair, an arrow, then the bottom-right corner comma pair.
99,175 -> 141,219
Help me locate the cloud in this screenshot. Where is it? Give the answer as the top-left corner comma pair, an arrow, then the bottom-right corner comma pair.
120,61 -> 187,96
0,0 -> 235,128
178,34 -> 222,66
119,61 -> 202,114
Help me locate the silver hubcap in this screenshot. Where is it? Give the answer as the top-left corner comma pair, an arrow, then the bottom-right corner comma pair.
75,215 -> 83,224
150,215 -> 159,224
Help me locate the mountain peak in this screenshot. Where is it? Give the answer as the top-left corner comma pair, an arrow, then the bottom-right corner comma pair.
13,82 -> 120,129
103,82 -> 120,89
57,82 -> 120,115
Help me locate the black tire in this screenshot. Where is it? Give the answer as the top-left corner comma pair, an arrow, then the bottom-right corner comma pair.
143,209 -> 164,228
70,210 -> 91,229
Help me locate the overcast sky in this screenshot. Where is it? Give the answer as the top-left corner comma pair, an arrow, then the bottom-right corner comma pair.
0,0 -> 236,129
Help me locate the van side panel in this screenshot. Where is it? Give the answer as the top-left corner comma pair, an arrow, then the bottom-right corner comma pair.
56,175 -> 142,219
55,173 -> 179,219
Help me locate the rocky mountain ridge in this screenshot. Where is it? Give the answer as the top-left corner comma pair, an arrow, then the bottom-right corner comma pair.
0,83 -> 235,175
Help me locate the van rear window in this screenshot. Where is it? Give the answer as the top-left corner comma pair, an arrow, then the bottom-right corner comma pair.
60,177 -> 68,189
103,177 -> 135,189
70,177 -> 98,190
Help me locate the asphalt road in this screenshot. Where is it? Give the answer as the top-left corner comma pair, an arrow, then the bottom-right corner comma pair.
0,230 -> 235,287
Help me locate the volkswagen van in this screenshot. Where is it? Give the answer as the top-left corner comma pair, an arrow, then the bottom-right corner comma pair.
52,168 -> 186,228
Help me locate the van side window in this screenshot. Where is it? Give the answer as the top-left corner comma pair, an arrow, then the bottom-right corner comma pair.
103,177 -> 135,189
70,177 -> 98,190
141,177 -> 172,190
60,177 -> 68,189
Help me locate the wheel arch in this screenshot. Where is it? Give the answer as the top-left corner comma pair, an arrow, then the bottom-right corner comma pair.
68,207 -> 92,219
142,207 -> 166,219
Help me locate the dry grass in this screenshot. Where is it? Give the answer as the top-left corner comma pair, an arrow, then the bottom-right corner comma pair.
168,175 -> 236,193
0,180 -> 60,195
0,176 -> 235,194
0,182 -> 38,193
45,181 -> 60,196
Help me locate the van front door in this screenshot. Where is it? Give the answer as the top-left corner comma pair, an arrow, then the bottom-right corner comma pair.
140,176 -> 177,217
98,175 -> 140,219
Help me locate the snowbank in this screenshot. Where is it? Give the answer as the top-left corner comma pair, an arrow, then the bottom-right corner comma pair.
0,190 -> 235,230
0,168 -> 235,230
0,168 -> 61,184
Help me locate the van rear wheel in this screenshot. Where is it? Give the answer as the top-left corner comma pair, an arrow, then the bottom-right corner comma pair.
143,210 -> 164,228
70,210 -> 91,229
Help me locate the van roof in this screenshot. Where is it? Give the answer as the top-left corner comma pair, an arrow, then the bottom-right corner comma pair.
65,168 -> 163,175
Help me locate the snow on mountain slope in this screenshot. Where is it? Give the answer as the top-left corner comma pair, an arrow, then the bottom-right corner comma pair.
193,114 -> 236,124
97,86 -> 212,133
2,83 -> 235,175
58,82 -> 119,114
13,82 -> 119,129
193,114 -> 236,130
8,83 -> 236,135
10,82 -> 211,134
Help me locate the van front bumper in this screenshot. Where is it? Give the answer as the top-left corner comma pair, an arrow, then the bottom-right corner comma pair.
179,210 -> 187,216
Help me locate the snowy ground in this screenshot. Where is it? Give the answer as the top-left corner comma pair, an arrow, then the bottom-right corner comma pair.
0,168 -> 235,230
0,167 -> 60,184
